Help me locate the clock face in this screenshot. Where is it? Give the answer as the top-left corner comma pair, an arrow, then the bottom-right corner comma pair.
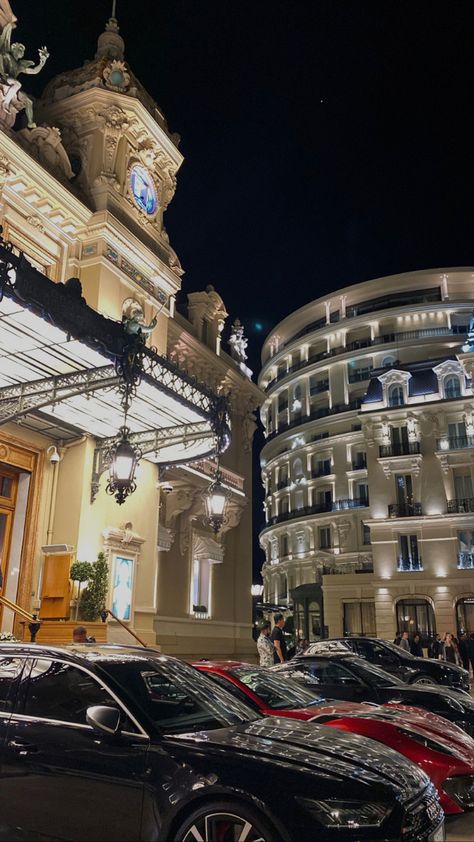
130,165 -> 157,215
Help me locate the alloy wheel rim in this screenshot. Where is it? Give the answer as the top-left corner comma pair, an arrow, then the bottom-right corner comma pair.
182,811 -> 266,842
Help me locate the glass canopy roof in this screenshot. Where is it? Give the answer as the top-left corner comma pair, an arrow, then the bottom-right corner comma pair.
0,287 -> 218,465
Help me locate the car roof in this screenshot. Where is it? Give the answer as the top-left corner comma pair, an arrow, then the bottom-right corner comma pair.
193,660 -> 250,671
298,651 -> 358,661
0,642 -> 170,666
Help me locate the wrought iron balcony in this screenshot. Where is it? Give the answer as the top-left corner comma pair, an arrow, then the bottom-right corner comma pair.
310,380 -> 329,395
436,436 -> 474,451
322,561 -> 374,575
379,441 -> 421,458
311,466 -> 332,478
348,368 -> 373,383
266,501 -> 333,526
448,498 -> 474,514
388,502 -> 422,518
398,556 -> 423,572
458,552 -> 474,569
333,497 -> 369,510
267,398 -> 363,441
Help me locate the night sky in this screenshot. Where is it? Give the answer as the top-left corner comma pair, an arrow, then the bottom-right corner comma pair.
13,0 -> 474,579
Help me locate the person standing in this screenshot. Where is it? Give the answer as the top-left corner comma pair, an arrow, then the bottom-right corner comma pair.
256,622 -> 275,667
442,633 -> 461,666
468,633 -> 474,675
429,634 -> 442,659
459,633 -> 470,672
398,631 -> 410,652
410,633 -> 424,657
271,613 -> 287,664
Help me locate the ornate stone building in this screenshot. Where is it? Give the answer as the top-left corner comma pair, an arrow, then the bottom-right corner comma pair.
0,8 -> 261,658
259,269 -> 474,642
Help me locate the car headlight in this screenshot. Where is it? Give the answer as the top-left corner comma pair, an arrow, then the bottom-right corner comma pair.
443,775 -> 474,808
297,798 -> 392,828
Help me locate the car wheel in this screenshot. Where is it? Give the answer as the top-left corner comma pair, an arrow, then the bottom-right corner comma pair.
411,675 -> 438,686
175,800 -> 277,842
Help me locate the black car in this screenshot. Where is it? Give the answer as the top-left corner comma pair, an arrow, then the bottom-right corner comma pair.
0,643 -> 444,842
274,651 -> 474,737
314,637 -> 470,692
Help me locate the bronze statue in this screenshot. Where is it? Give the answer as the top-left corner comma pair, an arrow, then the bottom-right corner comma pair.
0,0 -> 49,128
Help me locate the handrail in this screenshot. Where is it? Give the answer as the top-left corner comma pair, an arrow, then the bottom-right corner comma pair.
100,608 -> 148,648
0,594 -> 41,642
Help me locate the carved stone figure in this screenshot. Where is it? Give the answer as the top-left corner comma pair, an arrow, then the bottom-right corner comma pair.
229,318 -> 248,364
122,298 -> 157,337
0,0 -> 49,128
18,125 -> 74,180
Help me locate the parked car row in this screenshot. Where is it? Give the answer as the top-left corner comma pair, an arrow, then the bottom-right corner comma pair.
0,638 -> 467,841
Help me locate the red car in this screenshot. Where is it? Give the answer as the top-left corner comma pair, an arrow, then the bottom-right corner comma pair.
195,660 -> 474,815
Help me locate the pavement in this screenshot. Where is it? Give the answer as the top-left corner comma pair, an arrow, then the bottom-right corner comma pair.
446,813 -> 474,841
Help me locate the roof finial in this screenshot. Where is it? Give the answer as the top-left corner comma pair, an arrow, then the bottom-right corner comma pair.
95,0 -> 124,60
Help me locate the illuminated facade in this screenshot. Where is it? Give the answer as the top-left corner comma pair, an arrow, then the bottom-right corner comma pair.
259,269 -> 474,641
0,11 -> 261,658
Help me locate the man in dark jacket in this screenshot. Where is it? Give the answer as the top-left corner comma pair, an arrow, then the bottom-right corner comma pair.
271,613 -> 287,664
459,634 -> 470,672
410,633 -> 424,657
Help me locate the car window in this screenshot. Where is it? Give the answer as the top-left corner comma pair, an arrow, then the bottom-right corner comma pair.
23,659 -> 135,729
286,660 -> 363,687
204,672 -> 261,711
0,657 -> 25,713
230,667 -> 325,710
350,659 -> 404,687
100,657 -> 259,735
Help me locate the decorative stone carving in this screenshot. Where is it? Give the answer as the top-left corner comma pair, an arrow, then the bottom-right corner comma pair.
0,2 -> 49,129
26,215 -> 45,232
122,298 -> 157,337
103,59 -> 130,92
336,519 -> 352,548
193,533 -> 224,564
157,523 -> 174,552
18,125 -> 74,181
436,453 -> 450,475
102,522 -> 145,553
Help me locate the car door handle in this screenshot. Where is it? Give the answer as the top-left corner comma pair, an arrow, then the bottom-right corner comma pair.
8,739 -> 38,755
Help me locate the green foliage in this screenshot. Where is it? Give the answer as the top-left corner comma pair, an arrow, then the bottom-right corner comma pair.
69,560 -> 93,583
78,552 -> 109,622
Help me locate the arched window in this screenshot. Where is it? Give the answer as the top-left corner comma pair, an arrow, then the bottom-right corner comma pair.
388,384 -> 404,407
444,375 -> 461,399
396,598 -> 435,644
382,355 -> 395,368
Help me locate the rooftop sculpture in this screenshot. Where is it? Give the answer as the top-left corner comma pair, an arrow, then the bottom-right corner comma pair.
0,0 -> 49,128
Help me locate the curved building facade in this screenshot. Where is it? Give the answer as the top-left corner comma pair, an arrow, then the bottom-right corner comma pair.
258,268 -> 474,643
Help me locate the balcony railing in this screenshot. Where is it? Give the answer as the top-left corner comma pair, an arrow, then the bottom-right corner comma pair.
448,498 -> 474,513
388,502 -> 422,518
333,497 -> 369,510
348,368 -> 373,383
436,436 -> 474,451
458,552 -> 474,569
322,561 -> 374,575
398,556 -> 423,572
267,398 -> 363,441
379,441 -> 421,458
310,380 -> 329,395
264,323 -> 466,389
265,497 -> 368,526
311,466 -> 332,478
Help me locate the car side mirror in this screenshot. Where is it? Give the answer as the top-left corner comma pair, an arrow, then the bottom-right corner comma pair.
86,705 -> 121,735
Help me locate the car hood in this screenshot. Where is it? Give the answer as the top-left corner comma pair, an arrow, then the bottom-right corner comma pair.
167,715 -> 428,799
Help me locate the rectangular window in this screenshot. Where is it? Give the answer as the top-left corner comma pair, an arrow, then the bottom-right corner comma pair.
357,482 -> 369,505
319,526 -> 331,549
343,602 -> 376,636
454,473 -> 473,501
191,559 -> 212,614
362,523 -> 371,545
353,451 -> 367,470
281,535 -> 289,556
448,421 -> 467,447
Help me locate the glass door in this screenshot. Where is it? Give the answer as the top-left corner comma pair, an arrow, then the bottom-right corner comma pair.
0,466 -> 18,627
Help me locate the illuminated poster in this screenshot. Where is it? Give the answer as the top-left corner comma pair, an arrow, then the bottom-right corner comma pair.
112,556 -> 134,621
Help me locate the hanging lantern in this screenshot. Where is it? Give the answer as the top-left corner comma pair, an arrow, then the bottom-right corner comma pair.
106,426 -> 141,505
204,467 -> 230,533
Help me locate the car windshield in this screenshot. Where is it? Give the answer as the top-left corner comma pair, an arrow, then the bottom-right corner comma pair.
99,656 -> 260,735
230,667 -> 326,710
349,658 -> 404,686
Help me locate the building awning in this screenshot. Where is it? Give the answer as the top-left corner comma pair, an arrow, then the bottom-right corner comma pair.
0,240 -> 229,467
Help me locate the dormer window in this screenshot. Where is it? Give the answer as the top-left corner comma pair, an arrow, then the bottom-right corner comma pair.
388,384 -> 404,407
445,375 -> 461,399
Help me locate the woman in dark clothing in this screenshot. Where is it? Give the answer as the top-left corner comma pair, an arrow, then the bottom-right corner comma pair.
443,633 -> 460,665
410,633 -> 424,657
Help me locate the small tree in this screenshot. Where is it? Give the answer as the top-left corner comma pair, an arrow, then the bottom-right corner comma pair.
79,552 -> 109,622
70,560 -> 93,619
